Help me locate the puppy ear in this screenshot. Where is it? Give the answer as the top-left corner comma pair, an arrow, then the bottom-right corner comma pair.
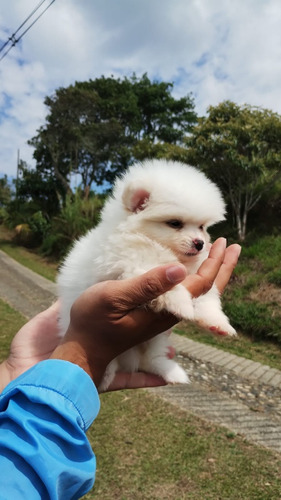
122,185 -> 150,213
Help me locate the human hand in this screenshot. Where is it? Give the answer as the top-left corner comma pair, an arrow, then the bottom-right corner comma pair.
182,238 -> 241,297
0,301 -> 61,391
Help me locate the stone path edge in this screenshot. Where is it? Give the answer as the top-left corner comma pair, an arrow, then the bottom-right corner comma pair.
170,332 -> 281,389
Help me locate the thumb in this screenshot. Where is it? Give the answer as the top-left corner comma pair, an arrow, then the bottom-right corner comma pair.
116,264 -> 187,309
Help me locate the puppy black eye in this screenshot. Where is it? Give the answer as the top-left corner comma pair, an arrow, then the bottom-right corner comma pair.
199,224 -> 204,230
166,220 -> 184,229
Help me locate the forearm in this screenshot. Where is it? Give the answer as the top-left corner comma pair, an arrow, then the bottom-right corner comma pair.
0,360 -> 100,499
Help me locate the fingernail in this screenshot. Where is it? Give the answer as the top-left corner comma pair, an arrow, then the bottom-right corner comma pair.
166,265 -> 186,284
235,244 -> 242,257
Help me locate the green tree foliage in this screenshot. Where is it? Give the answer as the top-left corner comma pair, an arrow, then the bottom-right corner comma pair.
0,175 -> 12,223
28,74 -> 197,197
0,175 -> 11,206
16,160 -> 63,217
187,101 -> 281,240
41,192 -> 105,258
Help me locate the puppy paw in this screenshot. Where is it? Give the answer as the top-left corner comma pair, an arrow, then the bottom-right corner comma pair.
151,285 -> 194,321
163,363 -> 190,384
198,320 -> 237,337
211,323 -> 237,337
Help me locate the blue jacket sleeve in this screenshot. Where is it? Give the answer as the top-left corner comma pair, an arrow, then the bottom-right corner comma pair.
0,359 -> 100,500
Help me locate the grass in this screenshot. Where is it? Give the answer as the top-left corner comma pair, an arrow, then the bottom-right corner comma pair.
222,235 -> 281,343
83,390 -> 281,499
0,299 -> 26,362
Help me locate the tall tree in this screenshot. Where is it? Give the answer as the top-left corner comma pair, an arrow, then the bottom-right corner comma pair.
0,175 -> 11,206
186,101 -> 281,240
16,161 -> 63,217
29,74 -> 197,196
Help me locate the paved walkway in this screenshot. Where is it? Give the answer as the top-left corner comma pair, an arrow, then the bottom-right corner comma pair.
1,249 -> 281,454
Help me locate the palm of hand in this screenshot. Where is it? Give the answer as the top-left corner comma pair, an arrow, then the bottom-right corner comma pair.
5,302 -> 61,382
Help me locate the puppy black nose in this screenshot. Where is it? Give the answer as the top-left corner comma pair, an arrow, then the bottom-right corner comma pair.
193,239 -> 204,251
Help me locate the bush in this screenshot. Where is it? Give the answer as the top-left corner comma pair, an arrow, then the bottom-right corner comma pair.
40,193 -> 105,259
13,224 -> 34,247
40,233 -> 72,260
28,211 -> 50,243
0,207 -> 8,224
224,300 -> 281,343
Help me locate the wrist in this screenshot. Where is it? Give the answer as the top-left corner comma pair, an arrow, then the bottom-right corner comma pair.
0,360 -> 12,392
50,337 -> 108,388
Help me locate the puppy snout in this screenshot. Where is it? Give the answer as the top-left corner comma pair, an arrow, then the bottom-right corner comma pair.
193,239 -> 204,251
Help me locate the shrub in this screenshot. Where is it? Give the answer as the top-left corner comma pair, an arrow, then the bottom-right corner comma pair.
224,300 -> 281,343
0,207 -> 8,224
40,233 -> 72,260
28,211 -> 50,243
13,224 -> 34,247
40,193 -> 105,259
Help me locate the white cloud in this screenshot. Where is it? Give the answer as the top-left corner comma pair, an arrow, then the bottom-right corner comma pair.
1,0 -> 281,177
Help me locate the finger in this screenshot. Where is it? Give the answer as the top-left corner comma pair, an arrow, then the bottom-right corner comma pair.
215,244 -> 241,294
182,237 -> 227,297
102,371 -> 167,392
110,263 -> 187,311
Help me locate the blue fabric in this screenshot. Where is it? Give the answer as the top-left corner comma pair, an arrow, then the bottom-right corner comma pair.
0,360 -> 100,499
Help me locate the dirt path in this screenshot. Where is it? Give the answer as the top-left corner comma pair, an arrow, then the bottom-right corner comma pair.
0,250 -> 56,318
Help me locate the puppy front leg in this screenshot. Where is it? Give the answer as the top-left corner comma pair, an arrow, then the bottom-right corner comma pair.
150,283 -> 195,321
193,285 -> 237,336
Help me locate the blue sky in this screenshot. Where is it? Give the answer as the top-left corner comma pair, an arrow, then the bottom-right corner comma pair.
1,0 -> 281,178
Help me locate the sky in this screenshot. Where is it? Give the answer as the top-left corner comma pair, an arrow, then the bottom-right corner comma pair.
1,0 -> 281,178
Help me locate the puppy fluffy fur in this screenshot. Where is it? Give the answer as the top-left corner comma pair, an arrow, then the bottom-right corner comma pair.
58,159 -> 236,391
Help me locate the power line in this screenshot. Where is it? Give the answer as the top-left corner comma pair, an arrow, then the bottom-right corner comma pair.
0,0 -> 55,63
0,0 -> 47,54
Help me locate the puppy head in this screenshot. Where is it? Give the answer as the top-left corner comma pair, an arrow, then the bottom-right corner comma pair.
117,160 -> 225,264
122,186 -> 210,263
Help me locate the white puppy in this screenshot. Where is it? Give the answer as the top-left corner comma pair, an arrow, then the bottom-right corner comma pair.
57,159 -> 236,391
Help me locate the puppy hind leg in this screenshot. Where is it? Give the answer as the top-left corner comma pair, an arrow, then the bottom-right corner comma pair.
140,355 -> 189,384
139,334 -> 189,384
98,358 -> 118,392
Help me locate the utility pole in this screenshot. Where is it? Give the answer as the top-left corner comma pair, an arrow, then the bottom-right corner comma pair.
16,149 -> 20,204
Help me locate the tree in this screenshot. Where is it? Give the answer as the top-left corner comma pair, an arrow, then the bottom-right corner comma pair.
16,161 -> 63,217
0,175 -> 12,206
186,101 -> 281,240
29,75 -> 197,197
